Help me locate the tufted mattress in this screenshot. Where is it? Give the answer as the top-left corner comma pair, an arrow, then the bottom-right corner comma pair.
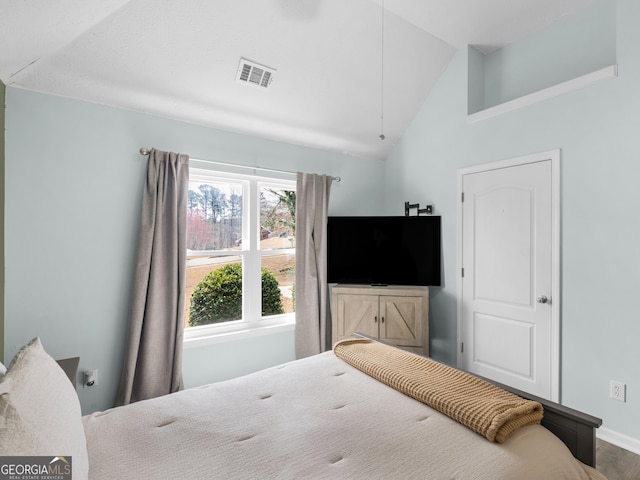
83,351 -> 604,479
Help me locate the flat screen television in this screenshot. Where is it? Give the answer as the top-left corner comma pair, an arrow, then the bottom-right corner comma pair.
327,216 -> 441,286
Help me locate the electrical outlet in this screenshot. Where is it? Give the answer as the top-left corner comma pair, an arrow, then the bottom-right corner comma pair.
610,380 -> 626,402
84,369 -> 98,388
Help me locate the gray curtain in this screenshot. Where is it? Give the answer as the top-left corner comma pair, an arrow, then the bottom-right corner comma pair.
116,149 -> 189,406
295,173 -> 333,359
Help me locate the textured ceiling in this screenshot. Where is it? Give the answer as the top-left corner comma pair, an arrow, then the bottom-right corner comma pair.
0,0 -> 594,161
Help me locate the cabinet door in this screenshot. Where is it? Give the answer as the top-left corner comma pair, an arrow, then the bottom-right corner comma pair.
379,296 -> 423,347
334,294 -> 379,341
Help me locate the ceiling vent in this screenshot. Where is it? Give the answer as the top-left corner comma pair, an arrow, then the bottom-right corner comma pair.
236,58 -> 275,89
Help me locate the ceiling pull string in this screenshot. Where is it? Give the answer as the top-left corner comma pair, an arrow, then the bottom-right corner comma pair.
379,0 -> 386,141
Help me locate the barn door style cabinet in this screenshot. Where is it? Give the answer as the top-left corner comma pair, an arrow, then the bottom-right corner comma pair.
331,285 -> 429,355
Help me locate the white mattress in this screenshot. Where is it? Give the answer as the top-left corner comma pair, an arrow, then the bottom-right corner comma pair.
83,352 -> 602,479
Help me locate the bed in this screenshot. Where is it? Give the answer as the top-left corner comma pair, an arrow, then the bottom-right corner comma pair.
1,337 -> 606,480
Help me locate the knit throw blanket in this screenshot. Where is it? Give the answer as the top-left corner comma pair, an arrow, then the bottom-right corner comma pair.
333,339 -> 543,443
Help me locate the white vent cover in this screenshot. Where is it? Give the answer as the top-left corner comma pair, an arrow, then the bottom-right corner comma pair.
236,58 -> 275,89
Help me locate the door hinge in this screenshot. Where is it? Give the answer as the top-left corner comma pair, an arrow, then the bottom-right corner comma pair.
461,342 -> 464,353
461,268 -> 464,278
461,192 -> 465,202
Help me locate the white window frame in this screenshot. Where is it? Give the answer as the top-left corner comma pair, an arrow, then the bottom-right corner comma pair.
184,167 -> 296,348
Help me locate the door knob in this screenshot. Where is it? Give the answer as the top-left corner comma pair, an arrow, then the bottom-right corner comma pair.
536,295 -> 549,304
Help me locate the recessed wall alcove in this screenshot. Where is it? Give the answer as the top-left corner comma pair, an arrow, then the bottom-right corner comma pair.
468,0 -> 617,122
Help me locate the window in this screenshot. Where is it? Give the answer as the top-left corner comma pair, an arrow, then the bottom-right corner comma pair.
184,167 -> 296,342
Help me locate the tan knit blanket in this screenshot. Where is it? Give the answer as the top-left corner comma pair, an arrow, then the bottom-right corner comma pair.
333,338 -> 543,443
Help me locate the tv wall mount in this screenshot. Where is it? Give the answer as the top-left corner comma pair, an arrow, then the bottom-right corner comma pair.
405,201 -> 433,216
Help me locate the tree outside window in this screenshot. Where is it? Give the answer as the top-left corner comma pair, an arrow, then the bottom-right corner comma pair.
185,172 -> 295,330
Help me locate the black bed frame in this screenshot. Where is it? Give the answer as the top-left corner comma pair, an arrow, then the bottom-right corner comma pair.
351,333 -> 602,468
484,378 -> 602,467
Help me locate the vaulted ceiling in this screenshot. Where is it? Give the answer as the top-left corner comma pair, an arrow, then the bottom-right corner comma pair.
0,0 -> 595,161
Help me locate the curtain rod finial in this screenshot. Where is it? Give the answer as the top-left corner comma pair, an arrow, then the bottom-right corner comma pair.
139,147 -> 150,155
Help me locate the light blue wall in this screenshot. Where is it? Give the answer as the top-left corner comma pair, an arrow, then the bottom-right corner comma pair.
385,0 -> 640,440
3,87 -> 384,414
183,331 -> 295,388
482,0 -> 617,109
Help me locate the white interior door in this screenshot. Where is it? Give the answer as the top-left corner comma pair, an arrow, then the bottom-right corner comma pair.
458,151 -> 559,401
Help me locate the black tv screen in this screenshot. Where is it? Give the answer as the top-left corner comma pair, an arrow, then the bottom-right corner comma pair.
327,216 -> 441,286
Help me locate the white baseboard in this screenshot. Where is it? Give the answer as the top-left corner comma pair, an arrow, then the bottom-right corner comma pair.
597,427 -> 640,456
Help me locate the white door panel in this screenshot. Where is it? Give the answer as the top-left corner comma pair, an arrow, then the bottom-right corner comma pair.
473,313 -> 534,379
459,152 -> 559,400
474,186 -> 533,306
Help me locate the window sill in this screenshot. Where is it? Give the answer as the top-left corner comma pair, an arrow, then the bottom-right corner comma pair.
184,318 -> 295,349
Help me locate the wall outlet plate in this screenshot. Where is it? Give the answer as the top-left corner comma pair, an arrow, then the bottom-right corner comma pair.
610,380 -> 626,402
84,369 -> 98,388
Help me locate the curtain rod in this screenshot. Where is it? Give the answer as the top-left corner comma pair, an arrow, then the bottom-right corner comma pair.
139,147 -> 341,182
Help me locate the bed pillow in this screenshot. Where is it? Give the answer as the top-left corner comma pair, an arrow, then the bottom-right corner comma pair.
0,338 -> 88,480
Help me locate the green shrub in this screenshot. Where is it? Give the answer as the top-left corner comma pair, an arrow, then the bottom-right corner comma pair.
262,268 -> 284,317
189,263 -> 283,326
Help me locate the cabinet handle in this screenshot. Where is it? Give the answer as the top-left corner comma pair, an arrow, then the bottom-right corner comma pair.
381,316 -> 385,324
374,316 -> 378,323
